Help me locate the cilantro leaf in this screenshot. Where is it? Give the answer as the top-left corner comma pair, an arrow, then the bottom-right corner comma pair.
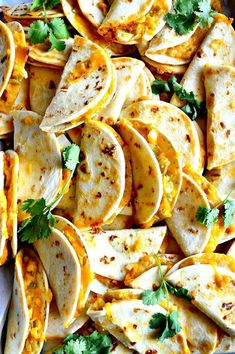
49,30 -> 66,51
53,331 -> 112,354
31,0 -> 60,10
28,20 -> 49,44
166,283 -> 192,301
222,199 -> 235,228
165,0 -> 217,35
142,287 -> 166,305
62,144 -> 80,170
150,311 -> 182,342
195,206 -> 219,227
18,145 -> 80,244
151,79 -> 171,95
48,18 -> 70,39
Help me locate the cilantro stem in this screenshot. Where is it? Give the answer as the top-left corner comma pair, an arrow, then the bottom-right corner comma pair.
43,2 -> 48,22
48,169 -> 74,209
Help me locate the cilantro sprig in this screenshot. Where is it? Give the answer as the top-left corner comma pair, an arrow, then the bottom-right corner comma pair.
141,256 -> 191,342
196,189 -> 235,228
165,0 -> 217,35
31,0 -> 60,11
18,144 -> 80,243
53,331 -> 112,354
151,76 -> 204,120
28,18 -> 70,51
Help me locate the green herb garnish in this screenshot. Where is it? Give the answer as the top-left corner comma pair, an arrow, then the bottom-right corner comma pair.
149,311 -> 182,342
18,144 -> 80,243
31,0 -> 61,11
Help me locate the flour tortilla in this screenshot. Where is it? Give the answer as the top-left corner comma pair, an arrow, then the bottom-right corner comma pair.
98,0 -> 172,44
0,22 -> 28,114
73,120 -> 125,229
122,100 -> 201,171
40,36 -> 116,133
227,241 -> 235,257
117,119 -> 163,225
171,17 -> 235,106
78,0 -> 109,28
97,57 -> 144,124
61,0 -> 134,56
29,66 -> 62,116
128,119 -> 182,223
0,114 -> 13,137
204,64 -> 235,170
166,173 -> 212,256
103,214 -> 134,231
145,25 -> 208,65
13,76 -> 29,111
166,256 -> 235,336
142,56 -> 188,75
0,21 -> 15,98
123,69 -> 153,108
0,152 -> 8,266
13,110 -> 62,206
82,226 -> 166,280
4,248 -> 49,354
87,289 -> 189,354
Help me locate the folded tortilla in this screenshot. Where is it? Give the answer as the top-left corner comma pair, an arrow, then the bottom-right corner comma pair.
82,226 -> 166,280
0,114 -> 13,138
40,36 -> 116,132
29,66 -> 62,116
204,64 -> 235,170
171,16 -> 235,106
0,20 -> 15,97
128,119 -> 182,223
227,241 -> 235,257
73,120 -> 125,229
117,119 -> 163,225
97,57 -> 144,124
145,25 -> 208,65
166,173 -> 211,256
87,289 -> 189,353
35,216 -> 93,328
78,0 -> 109,28
121,100 -> 201,171
0,22 -> 28,114
13,110 -> 62,207
4,248 -> 50,354
165,253 -> 235,336
98,0 -> 172,44
142,56 -> 188,75
103,214 -> 134,231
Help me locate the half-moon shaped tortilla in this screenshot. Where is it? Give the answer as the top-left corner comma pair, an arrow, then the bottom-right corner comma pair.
0,22 -> 28,114
0,21 -> 15,97
142,56 -> 188,75
82,226 -> 166,280
40,36 -> 116,133
87,289 -> 189,353
166,173 -> 211,256
170,16 -> 235,106
0,152 -> 8,266
117,119 -> 163,225
204,64 -> 235,170
98,0 -> 172,44
4,248 -> 50,354
13,110 -> 62,207
121,100 -> 201,171
166,258 -> 235,336
78,0 -> 109,28
73,120 -> 125,229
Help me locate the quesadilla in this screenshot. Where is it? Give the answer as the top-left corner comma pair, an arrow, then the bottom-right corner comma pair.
13,110 -> 62,208
98,0 -> 172,44
73,120 -> 125,229
194,121 -> 206,173
82,226 -> 166,281
166,173 -> 212,256
40,36 -> 116,133
103,214 -> 134,230
78,0 -> 109,28
34,216 -> 93,328
204,64 -> 235,170
145,25 -> 208,65
117,119 -> 163,225
165,253 -> 235,336
171,16 -> 235,106
142,56 -> 188,75
0,114 -> 13,137
97,57 -> 144,124
4,247 -> 50,354
0,150 -> 19,266
60,0 -> 133,56
13,76 -> 29,111
29,66 -> 62,116
121,100 -> 201,171
87,289 -> 189,353
0,22 -> 28,114
227,241 -> 235,257
216,334 -> 235,353
0,21 -> 15,98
